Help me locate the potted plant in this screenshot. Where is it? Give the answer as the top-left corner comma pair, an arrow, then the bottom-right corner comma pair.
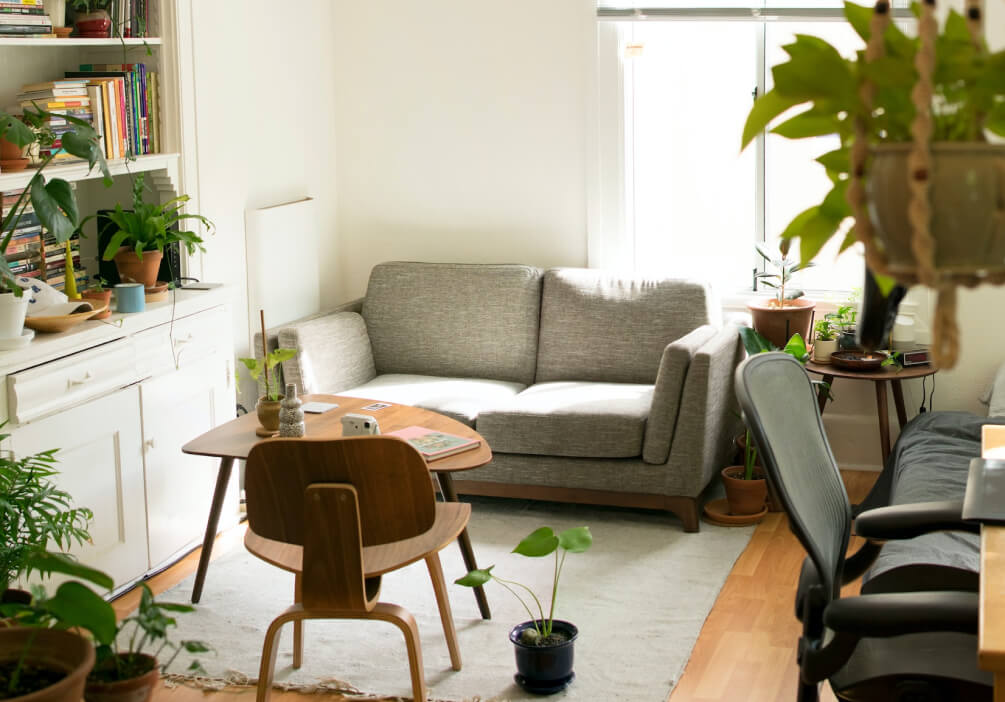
69,0 -> 111,37
238,347 -> 298,434
812,318 -> 838,364
90,173 -> 213,290
0,106 -> 108,339
0,440 -> 93,601
81,276 -> 112,319
741,1 -> 1005,368
456,526 -> 592,695
747,242 -> 815,349
721,426 -> 766,516
826,302 -> 859,351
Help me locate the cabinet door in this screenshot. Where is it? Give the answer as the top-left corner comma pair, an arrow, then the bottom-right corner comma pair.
9,386 -> 147,591
141,354 -> 238,570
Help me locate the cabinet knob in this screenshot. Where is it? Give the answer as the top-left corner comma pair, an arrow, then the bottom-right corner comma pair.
67,372 -> 93,387
144,439 -> 156,450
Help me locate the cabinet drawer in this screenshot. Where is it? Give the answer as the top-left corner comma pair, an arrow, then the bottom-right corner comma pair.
8,339 -> 140,424
134,307 -> 227,377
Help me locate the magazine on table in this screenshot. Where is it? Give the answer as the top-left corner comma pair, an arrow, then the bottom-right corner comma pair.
386,425 -> 480,461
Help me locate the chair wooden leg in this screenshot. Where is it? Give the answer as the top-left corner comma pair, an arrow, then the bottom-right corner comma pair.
425,552 -> 462,671
369,603 -> 427,702
293,574 -> 304,669
257,605 -> 307,702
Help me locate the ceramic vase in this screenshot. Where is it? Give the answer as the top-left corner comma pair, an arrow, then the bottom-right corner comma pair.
279,383 -> 305,437
812,339 -> 838,364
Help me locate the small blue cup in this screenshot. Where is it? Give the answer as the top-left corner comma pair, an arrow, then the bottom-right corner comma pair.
114,283 -> 145,313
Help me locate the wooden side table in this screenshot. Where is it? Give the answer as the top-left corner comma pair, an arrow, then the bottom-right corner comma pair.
804,360 -> 938,465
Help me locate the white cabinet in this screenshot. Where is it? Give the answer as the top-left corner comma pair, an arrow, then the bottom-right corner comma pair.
0,290 -> 236,593
141,353 -> 235,570
9,386 -> 147,589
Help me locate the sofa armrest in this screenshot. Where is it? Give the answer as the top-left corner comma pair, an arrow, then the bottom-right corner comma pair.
664,325 -> 745,496
643,325 -> 718,464
277,311 -> 377,396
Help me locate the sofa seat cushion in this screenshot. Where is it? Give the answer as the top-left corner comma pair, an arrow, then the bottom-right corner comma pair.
476,382 -> 653,458
338,374 -> 526,427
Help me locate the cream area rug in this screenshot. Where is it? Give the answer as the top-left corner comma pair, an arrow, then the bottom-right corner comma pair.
162,497 -> 753,701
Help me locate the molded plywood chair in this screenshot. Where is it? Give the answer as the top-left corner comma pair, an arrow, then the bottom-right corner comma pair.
735,353 -> 990,702
244,436 -> 471,702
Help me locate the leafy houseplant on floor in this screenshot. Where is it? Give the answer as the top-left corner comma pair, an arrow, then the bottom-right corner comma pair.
721,426 -> 766,516
456,526 -> 592,695
742,1 -> 1005,368
747,242 -> 815,349
239,347 -> 298,434
92,173 -> 213,290
0,106 -> 108,339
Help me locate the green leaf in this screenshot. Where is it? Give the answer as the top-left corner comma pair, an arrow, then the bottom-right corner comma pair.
872,271 -> 898,296
771,109 -> 840,139
25,551 -> 113,590
820,179 -> 850,221
0,113 -> 33,148
741,89 -> 802,151
844,1 -> 873,42
738,326 -> 777,355
182,640 -> 212,654
155,601 -> 196,613
455,566 -> 493,587
513,527 -> 559,558
943,9 -> 971,43
773,35 -> 854,102
557,526 -> 592,553
30,178 -> 77,244
42,581 -> 117,645
782,334 -> 809,364
987,101 -> 1005,137
815,147 -> 849,173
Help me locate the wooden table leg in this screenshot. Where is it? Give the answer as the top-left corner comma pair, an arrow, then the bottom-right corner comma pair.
816,374 -> 835,415
436,472 -> 491,620
875,380 -> 892,465
191,456 -> 234,604
891,379 -> 909,429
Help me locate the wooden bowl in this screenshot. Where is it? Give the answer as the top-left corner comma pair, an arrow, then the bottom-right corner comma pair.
25,302 -> 109,333
829,350 -> 888,371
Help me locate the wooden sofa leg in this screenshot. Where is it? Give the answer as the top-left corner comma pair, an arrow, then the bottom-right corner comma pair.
665,496 -> 700,533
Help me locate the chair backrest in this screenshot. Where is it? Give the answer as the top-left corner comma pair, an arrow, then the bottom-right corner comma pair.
734,353 -> 851,601
244,436 -> 436,549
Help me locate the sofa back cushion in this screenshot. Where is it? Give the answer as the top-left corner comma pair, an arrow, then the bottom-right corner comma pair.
362,262 -> 543,385
535,268 -> 716,384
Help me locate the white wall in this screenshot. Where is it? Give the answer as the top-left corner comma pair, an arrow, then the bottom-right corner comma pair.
330,0 -> 595,300
186,0 -> 339,363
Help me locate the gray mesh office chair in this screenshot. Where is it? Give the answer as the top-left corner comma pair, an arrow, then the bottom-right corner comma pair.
734,352 -> 990,702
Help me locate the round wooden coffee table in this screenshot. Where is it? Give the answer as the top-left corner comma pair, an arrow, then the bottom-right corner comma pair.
804,360 -> 937,466
183,394 -> 494,617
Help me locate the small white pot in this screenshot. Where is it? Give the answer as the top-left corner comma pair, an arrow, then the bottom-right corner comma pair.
812,338 -> 838,364
0,293 -> 29,339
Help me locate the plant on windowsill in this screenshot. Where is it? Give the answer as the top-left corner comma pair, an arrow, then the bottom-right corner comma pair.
0,106 -> 109,339
456,526 -> 592,695
741,0 -> 1005,369
85,173 -> 214,291
747,242 -> 816,349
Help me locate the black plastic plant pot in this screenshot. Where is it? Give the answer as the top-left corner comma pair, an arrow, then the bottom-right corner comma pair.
856,265 -> 907,352
509,619 -> 578,695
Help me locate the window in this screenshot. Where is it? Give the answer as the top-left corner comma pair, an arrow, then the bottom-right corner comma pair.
595,6 -> 913,295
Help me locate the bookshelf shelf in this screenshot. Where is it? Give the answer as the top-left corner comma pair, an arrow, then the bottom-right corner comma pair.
0,38 -> 161,47
0,152 -> 178,191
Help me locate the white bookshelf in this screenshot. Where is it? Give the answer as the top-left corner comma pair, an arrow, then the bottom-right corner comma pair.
0,37 -> 161,47
0,152 -> 178,190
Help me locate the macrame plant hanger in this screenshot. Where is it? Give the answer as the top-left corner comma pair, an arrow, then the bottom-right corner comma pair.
846,0 -> 1002,370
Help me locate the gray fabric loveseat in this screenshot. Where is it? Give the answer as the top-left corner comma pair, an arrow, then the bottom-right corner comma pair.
263,261 -> 743,531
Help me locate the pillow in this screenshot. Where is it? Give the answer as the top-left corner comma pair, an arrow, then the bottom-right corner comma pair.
982,363 -> 1005,417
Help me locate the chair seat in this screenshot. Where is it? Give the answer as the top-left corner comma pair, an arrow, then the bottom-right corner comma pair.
245,501 -> 472,577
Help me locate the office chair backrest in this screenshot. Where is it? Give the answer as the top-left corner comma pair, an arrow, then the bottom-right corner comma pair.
735,353 -> 852,600
245,436 -> 437,548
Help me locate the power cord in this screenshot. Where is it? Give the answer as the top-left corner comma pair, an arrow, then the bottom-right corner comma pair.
920,376 -> 927,413
929,374 -> 936,412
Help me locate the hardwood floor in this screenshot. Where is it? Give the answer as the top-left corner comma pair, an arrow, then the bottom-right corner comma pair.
137,470 -> 877,702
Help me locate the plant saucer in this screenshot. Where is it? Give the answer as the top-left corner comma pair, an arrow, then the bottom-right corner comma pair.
0,328 -> 34,351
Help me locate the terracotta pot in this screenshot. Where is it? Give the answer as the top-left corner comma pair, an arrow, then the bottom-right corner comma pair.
510,619 -> 578,694
256,396 -> 283,432
0,136 -> 24,161
721,466 -> 767,516
84,654 -> 159,702
112,249 -> 162,289
867,143 -> 1005,278
747,298 -> 816,350
812,338 -> 838,364
74,9 -> 111,37
81,290 -> 112,319
0,628 -> 94,702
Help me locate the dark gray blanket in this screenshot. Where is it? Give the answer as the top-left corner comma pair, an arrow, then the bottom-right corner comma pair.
860,411 -> 1005,590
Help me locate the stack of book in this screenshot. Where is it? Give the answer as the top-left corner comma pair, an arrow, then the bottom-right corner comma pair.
111,0 -> 149,38
1,188 -> 42,280
18,79 -> 95,163
0,0 -> 53,37
67,63 -> 160,157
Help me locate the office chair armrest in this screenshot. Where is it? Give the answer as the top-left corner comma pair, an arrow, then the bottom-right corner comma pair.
853,500 -> 979,540
824,591 -> 978,638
